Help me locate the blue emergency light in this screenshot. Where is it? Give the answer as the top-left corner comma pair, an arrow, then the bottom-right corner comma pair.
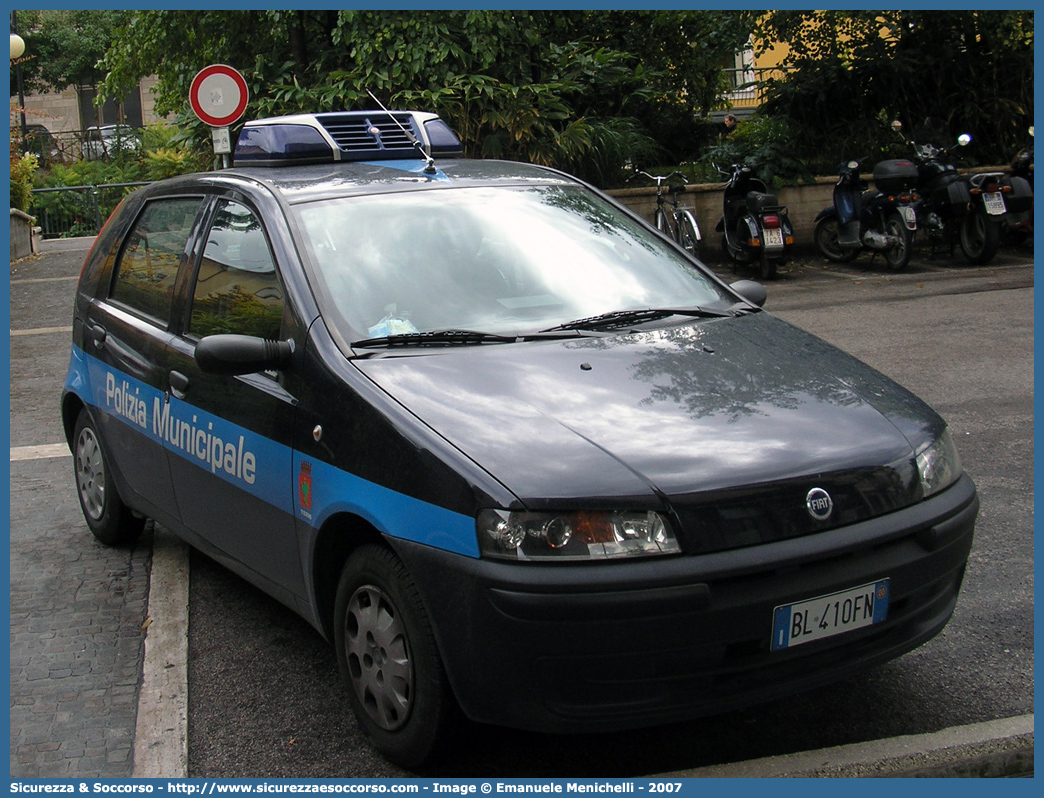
232,111 -> 463,167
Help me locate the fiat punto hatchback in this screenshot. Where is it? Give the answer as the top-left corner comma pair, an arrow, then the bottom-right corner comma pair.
62,110 -> 978,768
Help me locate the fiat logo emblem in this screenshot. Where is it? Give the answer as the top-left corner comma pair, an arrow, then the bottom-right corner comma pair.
806,488 -> 834,521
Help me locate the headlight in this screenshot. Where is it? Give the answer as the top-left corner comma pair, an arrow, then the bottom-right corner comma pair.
916,429 -> 963,498
477,509 -> 681,561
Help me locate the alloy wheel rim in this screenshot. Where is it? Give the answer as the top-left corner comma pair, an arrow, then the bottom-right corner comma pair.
76,427 -> 105,521
344,585 -> 412,731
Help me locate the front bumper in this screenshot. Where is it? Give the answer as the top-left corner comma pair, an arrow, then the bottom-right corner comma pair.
393,474 -> 978,734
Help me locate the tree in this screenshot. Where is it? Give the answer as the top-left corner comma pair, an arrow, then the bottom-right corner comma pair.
96,10 -> 751,182
11,10 -> 131,98
754,10 -> 1034,167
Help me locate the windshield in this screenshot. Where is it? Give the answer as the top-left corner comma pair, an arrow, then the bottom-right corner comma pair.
293,184 -> 731,343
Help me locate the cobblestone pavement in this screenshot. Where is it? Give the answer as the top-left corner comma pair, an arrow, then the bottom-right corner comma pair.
9,242 -> 153,777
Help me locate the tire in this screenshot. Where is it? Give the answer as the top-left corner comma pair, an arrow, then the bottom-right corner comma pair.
959,208 -> 1002,265
677,211 -> 702,259
814,217 -> 860,263
334,545 -> 457,770
759,253 -> 778,280
882,212 -> 913,271
73,408 -> 146,546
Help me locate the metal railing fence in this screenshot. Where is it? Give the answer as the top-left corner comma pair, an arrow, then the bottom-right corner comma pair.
30,182 -> 152,239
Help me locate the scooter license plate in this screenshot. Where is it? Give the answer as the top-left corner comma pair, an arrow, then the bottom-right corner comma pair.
763,227 -> 784,249
771,579 -> 890,651
900,205 -> 917,229
984,192 -> 1006,215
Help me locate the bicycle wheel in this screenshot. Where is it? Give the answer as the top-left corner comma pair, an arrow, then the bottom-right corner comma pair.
676,210 -> 702,259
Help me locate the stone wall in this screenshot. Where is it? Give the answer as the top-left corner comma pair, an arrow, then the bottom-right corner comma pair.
10,210 -> 37,260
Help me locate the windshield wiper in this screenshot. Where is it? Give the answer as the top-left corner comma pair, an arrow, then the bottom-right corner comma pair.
351,329 -> 520,349
539,307 -> 732,333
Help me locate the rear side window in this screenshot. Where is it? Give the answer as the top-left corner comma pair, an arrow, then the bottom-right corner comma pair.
111,198 -> 203,324
189,199 -> 284,340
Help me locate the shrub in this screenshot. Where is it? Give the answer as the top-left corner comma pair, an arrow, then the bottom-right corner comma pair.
10,150 -> 39,212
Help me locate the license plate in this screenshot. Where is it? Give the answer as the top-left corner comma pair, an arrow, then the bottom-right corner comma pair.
984,192 -> 1006,215
771,579 -> 890,651
900,205 -> 917,229
763,227 -> 784,249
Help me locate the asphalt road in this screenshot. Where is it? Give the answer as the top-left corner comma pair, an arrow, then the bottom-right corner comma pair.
9,239 -> 1032,778
186,248 -> 1035,777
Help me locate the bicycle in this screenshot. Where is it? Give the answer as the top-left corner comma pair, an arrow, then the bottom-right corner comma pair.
628,169 -> 703,259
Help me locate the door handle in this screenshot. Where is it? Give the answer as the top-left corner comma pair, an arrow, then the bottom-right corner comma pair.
88,323 -> 107,348
169,371 -> 189,400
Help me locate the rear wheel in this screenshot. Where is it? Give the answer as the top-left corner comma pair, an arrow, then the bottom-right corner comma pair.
334,545 -> 457,770
759,253 -> 778,280
814,217 -> 860,263
677,211 -> 702,259
882,212 -> 913,271
73,409 -> 145,546
959,208 -> 1001,265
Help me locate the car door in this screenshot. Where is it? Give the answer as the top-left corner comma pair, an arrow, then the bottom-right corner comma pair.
80,195 -> 206,523
161,195 -> 303,602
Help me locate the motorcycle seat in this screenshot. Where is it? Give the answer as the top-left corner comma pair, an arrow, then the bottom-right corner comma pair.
746,191 -> 779,213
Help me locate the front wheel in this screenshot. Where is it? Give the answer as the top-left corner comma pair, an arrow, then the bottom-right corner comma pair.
814,217 -> 860,263
676,210 -> 702,259
882,212 -> 913,271
334,545 -> 458,770
959,208 -> 1002,265
654,208 -> 673,239
73,409 -> 146,546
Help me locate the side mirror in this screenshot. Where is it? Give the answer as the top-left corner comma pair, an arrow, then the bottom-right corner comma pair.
957,134 -> 972,147
891,120 -> 903,133
730,279 -> 767,308
195,334 -> 294,375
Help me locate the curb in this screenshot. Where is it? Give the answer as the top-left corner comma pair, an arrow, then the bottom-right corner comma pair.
662,714 -> 1034,778
132,526 -> 190,778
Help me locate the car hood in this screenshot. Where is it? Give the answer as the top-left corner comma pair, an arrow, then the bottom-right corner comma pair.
354,312 -> 942,509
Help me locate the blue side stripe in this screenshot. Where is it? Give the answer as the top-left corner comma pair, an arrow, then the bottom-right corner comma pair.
66,347 -> 479,557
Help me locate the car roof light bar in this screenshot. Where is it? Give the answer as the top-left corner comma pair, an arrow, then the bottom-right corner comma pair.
232,110 -> 463,167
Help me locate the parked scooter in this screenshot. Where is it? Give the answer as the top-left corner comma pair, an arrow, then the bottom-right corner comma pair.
715,163 -> 794,279
1006,126 -> 1034,244
813,157 -> 918,271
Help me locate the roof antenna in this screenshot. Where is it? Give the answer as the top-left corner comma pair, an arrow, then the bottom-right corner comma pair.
366,89 -> 438,175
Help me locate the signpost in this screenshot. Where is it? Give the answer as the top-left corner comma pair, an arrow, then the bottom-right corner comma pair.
189,64 -> 249,168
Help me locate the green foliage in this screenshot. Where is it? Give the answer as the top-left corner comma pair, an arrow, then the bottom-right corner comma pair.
12,10 -> 132,96
10,148 -> 39,212
141,125 -> 210,179
95,10 -> 751,183
697,115 -> 814,188
38,157 -> 147,189
755,10 -> 1034,169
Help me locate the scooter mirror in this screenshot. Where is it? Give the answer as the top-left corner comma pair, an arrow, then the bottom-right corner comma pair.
891,120 -> 903,132
729,280 -> 767,308
958,134 -> 972,147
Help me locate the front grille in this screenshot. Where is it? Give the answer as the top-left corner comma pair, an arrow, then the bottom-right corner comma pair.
673,463 -> 920,555
316,113 -> 418,155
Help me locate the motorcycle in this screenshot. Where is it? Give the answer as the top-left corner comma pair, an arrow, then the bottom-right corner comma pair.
813,157 -> 918,271
1005,126 -> 1034,244
715,163 -> 794,280
896,119 -> 1028,265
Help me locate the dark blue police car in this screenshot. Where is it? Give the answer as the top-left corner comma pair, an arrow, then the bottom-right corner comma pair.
62,110 -> 978,768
